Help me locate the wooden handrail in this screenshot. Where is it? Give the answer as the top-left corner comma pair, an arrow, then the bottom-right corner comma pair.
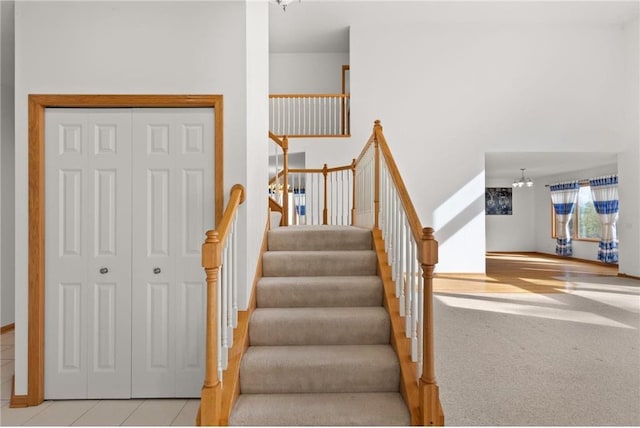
200,184 -> 246,426
269,131 -> 284,149
373,121 -> 423,245
354,121 -> 443,426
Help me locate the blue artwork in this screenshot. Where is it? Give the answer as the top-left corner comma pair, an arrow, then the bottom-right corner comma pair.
485,187 -> 512,215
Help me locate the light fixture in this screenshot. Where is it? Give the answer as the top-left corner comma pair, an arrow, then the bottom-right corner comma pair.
512,168 -> 534,188
275,0 -> 300,11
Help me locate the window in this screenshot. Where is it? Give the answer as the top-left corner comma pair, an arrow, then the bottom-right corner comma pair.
552,184 -> 601,241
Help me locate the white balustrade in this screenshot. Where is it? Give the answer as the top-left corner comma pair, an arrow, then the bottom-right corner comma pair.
216,211 -> 239,382
355,138 -> 426,380
270,95 -> 350,137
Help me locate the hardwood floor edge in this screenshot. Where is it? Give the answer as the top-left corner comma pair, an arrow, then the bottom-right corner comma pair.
489,251 -> 619,268
372,228 -> 420,426
618,273 -> 640,280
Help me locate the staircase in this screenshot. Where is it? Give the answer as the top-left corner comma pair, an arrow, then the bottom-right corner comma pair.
229,225 -> 410,426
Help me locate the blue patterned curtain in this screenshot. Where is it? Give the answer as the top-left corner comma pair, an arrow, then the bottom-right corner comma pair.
589,175 -> 619,264
550,182 -> 580,256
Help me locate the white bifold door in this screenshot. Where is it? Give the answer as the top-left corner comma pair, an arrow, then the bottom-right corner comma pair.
44,108 -> 214,399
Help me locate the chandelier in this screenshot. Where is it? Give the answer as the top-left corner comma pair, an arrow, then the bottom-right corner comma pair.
512,168 -> 534,188
275,0 -> 301,11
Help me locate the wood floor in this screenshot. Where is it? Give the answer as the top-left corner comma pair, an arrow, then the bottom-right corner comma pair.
434,252 -> 619,294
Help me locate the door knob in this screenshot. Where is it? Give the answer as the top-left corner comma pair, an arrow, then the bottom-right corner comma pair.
153,267 -> 161,274
99,267 -> 109,274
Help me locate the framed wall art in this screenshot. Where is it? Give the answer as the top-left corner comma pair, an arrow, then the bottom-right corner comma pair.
485,187 -> 512,215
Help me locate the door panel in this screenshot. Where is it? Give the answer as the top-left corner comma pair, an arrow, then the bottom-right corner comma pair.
132,108 -> 213,398
46,107 -> 212,400
86,111 -> 132,399
45,109 -> 132,399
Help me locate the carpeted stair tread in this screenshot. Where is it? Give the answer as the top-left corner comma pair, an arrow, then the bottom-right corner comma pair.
268,225 -> 372,251
229,226 -> 409,426
262,250 -> 377,277
256,276 -> 383,308
229,392 -> 411,426
239,345 -> 400,394
249,307 -> 390,345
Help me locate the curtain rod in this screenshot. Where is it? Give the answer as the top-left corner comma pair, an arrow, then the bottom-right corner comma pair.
544,175 -> 617,187
544,179 -> 590,188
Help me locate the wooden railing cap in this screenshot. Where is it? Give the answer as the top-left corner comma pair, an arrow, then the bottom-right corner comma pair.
231,184 -> 246,205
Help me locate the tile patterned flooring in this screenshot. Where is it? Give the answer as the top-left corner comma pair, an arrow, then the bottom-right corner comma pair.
0,330 -> 199,426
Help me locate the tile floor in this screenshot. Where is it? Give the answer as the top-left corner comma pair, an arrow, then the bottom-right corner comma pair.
0,330 -> 200,426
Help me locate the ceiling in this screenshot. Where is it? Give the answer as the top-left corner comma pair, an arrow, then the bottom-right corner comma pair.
484,152 -> 618,182
269,1 -> 631,182
269,0 -> 639,53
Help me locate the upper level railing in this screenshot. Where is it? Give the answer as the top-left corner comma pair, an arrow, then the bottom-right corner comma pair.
270,94 -> 350,138
198,184 -> 245,426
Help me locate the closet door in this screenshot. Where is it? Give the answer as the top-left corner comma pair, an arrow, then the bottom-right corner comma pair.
44,109 -> 132,399
131,108 -> 214,397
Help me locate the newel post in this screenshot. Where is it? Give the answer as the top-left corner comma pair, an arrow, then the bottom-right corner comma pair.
322,163 -> 329,225
282,136 -> 289,226
419,227 -> 444,426
350,158 -> 356,226
200,230 -> 222,426
373,120 -> 382,229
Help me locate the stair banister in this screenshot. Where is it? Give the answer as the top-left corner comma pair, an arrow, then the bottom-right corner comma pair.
199,184 -> 246,426
268,133 -> 289,226
354,120 -> 444,425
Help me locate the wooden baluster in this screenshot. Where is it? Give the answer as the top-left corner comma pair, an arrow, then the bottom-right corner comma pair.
200,231 -> 222,426
351,158 -> 356,225
419,227 -> 443,426
322,164 -> 328,225
373,121 -> 381,229
282,136 -> 289,226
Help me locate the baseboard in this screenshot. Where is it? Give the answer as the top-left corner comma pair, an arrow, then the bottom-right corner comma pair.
1,323 -> 15,334
10,376 -> 29,408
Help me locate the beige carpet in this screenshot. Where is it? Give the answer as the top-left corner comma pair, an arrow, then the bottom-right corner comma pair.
229,225 -> 410,426
435,274 -> 640,425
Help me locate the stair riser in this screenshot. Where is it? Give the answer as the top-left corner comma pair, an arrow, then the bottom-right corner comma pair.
268,227 -> 372,251
262,251 -> 377,277
256,277 -> 383,308
229,393 -> 411,426
240,346 -> 400,394
249,308 -> 390,346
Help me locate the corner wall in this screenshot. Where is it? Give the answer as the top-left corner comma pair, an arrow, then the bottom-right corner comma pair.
1,0 -> 15,328
350,4 -> 637,273
13,0 -> 268,396
617,16 -> 640,277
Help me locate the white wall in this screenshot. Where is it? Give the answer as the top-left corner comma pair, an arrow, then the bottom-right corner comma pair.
485,179 -> 535,252
1,0 -> 15,328
534,164 -> 617,262
269,52 -> 352,173
617,16 -> 640,277
243,0 -> 269,306
350,4 -> 638,273
270,53 -> 348,93
13,0 -> 268,396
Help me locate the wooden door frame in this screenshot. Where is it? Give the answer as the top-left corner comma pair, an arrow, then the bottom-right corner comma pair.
26,94 -> 224,406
